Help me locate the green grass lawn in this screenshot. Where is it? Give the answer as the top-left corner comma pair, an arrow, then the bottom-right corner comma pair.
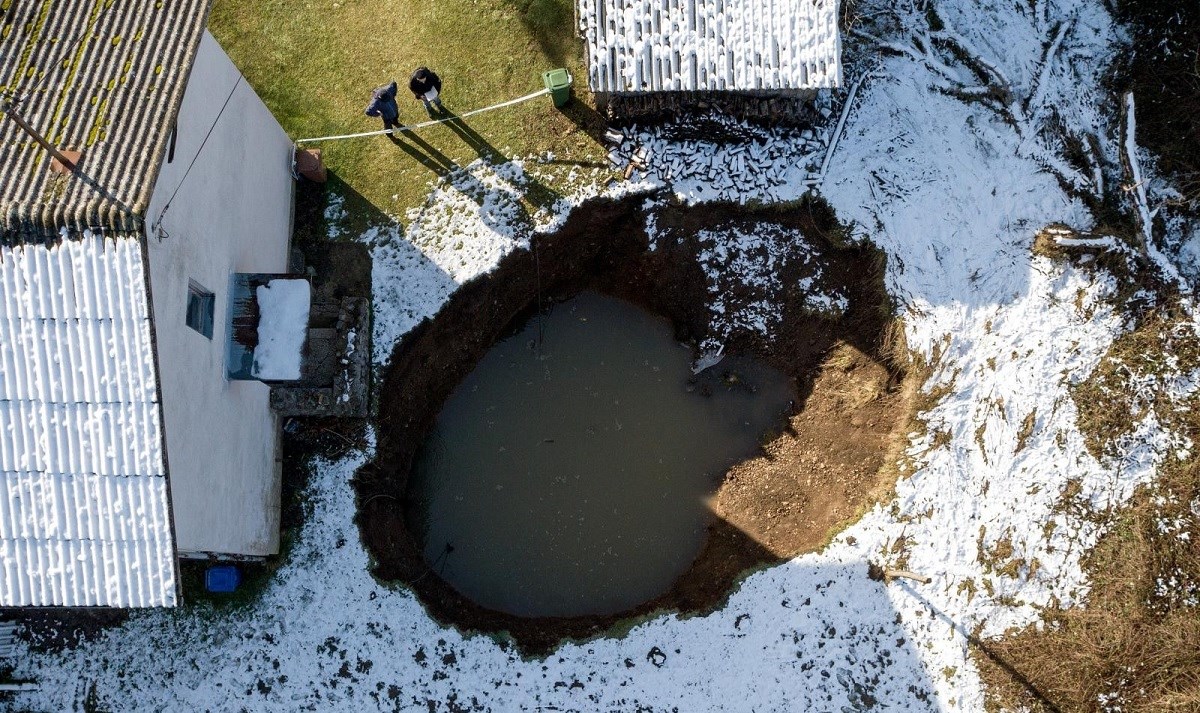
210,0 -> 609,226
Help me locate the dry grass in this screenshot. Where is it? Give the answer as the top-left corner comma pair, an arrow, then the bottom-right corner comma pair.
1031,229 -> 1071,261
979,470 -> 1200,712
892,356 -> 956,475
978,308 -> 1200,713
1073,307 -> 1200,462
879,313 -> 912,372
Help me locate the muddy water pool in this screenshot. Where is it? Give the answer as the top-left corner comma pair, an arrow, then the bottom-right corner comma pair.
405,292 -> 795,617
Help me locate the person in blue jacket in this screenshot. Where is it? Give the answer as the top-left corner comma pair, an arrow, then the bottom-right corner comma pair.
365,81 -> 401,132
409,67 -> 445,118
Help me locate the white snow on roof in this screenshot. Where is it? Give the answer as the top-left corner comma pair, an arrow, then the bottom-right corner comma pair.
580,0 -> 842,93
0,234 -> 176,607
252,279 -> 311,381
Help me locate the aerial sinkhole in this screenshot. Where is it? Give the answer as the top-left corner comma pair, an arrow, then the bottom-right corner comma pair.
405,291 -> 796,618
357,196 -> 914,653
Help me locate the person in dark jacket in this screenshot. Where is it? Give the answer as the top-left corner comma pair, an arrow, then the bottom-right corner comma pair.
409,67 -> 445,117
365,81 -> 401,132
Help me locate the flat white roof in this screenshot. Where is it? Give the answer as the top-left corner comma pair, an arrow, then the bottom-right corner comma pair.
0,234 -> 176,607
580,0 -> 842,93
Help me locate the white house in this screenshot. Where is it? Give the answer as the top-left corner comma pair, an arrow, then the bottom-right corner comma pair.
0,0 -> 300,607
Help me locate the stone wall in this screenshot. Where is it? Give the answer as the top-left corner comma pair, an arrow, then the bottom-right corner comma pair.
270,296 -> 370,418
597,90 -> 822,125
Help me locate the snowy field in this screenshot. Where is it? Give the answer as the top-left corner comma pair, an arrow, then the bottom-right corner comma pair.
8,0 -> 1199,710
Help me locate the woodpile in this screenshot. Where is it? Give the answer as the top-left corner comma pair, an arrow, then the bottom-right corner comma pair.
603,110 -> 832,201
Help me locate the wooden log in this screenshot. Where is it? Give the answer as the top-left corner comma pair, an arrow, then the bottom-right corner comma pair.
884,569 -> 932,585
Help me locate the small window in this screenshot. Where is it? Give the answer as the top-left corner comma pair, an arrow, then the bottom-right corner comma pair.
167,122 -> 177,163
185,280 -> 215,339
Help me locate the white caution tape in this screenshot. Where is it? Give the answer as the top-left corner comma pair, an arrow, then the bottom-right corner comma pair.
296,87 -> 553,144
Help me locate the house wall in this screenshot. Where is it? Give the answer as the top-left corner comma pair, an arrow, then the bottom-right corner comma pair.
144,31 -> 293,557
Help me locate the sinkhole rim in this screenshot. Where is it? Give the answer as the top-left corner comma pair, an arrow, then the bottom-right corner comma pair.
355,195 -> 913,655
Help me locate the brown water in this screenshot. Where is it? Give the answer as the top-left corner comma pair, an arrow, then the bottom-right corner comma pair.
405,292 -> 795,617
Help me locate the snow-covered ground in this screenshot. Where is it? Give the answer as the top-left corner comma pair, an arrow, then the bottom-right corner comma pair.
8,0 -> 1199,710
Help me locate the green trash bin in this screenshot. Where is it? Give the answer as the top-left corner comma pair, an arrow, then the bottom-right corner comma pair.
542,68 -> 572,108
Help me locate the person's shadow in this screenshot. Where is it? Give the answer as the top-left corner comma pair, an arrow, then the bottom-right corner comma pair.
436,108 -> 505,165
387,126 -> 458,177
437,106 -> 560,214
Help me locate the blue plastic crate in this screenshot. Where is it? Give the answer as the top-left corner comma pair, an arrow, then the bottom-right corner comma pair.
205,565 -> 242,593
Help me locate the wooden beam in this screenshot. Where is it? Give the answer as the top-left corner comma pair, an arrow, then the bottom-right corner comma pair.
2,100 -> 79,172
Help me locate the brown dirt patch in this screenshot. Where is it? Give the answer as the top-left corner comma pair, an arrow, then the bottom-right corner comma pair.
355,194 -> 921,654
715,342 -> 918,560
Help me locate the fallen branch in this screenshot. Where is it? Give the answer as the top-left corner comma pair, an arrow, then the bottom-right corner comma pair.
1122,92 -> 1153,252
851,28 -> 959,84
817,70 -> 874,186
932,10 -> 1012,91
868,561 -> 933,585
1084,132 -> 1105,197
857,5 -> 1094,200
883,569 -> 933,585
321,427 -> 364,449
1024,18 -> 1072,121
1054,236 -> 1116,249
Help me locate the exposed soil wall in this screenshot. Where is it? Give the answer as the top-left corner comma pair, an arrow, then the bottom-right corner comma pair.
355,194 -> 916,654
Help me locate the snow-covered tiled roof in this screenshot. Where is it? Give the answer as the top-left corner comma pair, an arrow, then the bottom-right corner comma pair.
579,0 -> 842,93
0,233 -> 176,607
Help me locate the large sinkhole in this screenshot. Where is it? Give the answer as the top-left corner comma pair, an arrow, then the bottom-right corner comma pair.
357,196 -> 915,653
405,291 -> 796,617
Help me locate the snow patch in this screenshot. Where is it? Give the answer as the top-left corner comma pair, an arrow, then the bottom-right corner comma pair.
252,279 -> 311,381
323,193 -> 347,239
694,223 -> 847,354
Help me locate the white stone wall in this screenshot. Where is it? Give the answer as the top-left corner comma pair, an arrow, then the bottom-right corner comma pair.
144,31 -> 293,557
